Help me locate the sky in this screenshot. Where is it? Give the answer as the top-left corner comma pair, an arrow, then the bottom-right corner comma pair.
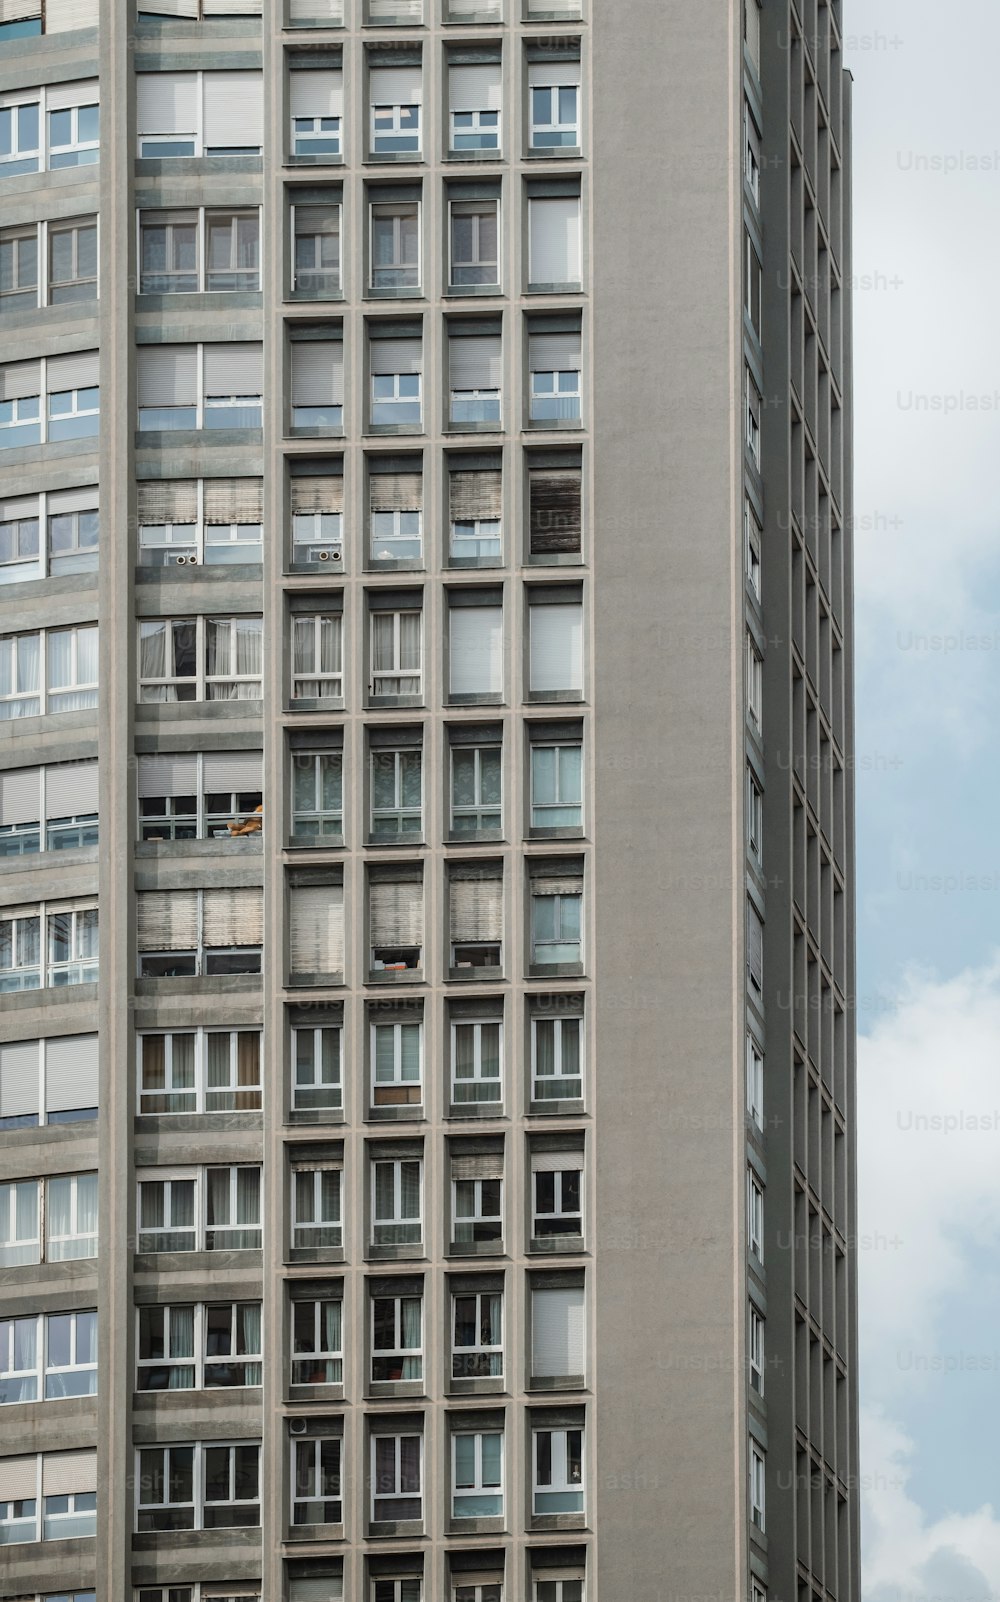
845,3 -> 1000,1596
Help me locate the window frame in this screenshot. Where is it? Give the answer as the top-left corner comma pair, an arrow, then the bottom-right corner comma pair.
134,1440 -> 261,1533
291,199 -> 343,298
137,477 -> 263,569
369,199 -> 421,293
135,1165 -> 262,1255
291,612 -> 344,703
290,1433 -> 343,1527
449,743 -> 503,837
0,625 -> 99,719
292,1023 -> 344,1113
531,1163 -> 583,1242
370,1429 -> 423,1525
529,83 -> 580,151
0,217 -> 99,313
371,1289 -> 424,1384
450,1016 -> 503,1108
135,1300 -> 262,1393
290,750 -> 344,843
746,1032 -> 764,1129
136,1028 -> 262,1116
747,1170 -> 764,1260
452,1175 -> 503,1247
370,100 -> 422,158
531,1424 -> 584,1516
451,1427 -> 504,1519
529,741 -> 583,832
448,198 -> 501,291
291,1164 -> 344,1251
0,1307 -> 98,1405
371,1018 -> 423,1110
291,1293 -> 344,1388
451,1286 -> 503,1381
0,900 -> 99,991
371,1155 -> 423,1248
137,206 -> 261,295
530,1012 -> 583,1104
369,607 -> 423,700
370,747 -> 423,840
136,614 -> 263,704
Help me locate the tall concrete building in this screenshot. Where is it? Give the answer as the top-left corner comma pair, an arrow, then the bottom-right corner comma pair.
0,0 -> 857,1598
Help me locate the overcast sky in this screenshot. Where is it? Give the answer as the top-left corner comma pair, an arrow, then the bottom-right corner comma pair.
845,3 -> 1000,1595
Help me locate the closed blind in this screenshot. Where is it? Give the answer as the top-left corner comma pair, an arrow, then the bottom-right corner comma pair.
137,890 -> 199,950
202,751 -> 263,792
46,78 -> 99,111
46,350 -> 99,392
532,1286 -> 584,1375
0,766 -> 41,826
529,468 -> 581,552
370,879 -> 423,946
745,0 -> 761,71
140,0 -> 198,13
137,754 -> 198,798
450,875 -> 502,942
45,1034 -> 98,1113
138,346 -> 197,408
0,1457 -> 37,1501
203,478 -> 263,524
137,480 -> 198,525
204,0 -> 262,11
203,71 -> 263,149
289,1579 -> 343,1602
450,605 -> 503,696
370,472 -> 422,513
450,469 -> 502,521
529,603 -> 583,693
0,361 -> 41,402
292,342 -> 344,406
369,67 -> 423,105
289,70 -> 344,119
45,0 -> 99,28
449,334 -> 501,390
529,197 -> 582,285
291,476 -> 345,514
527,57 -> 581,85
449,63 -> 502,113
47,487 -> 98,517
45,759 -> 98,817
289,0 -> 342,17
289,885 -> 345,975
529,330 -> 581,373
451,1152 -> 502,1180
203,887 -> 263,948
0,1041 -> 39,1120
370,337 -> 421,376
42,1450 -> 97,1496
0,1 -> 41,19
137,71 -> 198,134
202,343 -> 262,397
532,1149 -> 584,1173
368,0 -> 423,18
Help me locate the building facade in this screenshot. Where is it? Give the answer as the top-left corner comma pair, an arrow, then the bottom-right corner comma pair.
0,1 -> 857,1600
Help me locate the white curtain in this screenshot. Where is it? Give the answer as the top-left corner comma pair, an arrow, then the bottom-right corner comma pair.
401,1297 -> 421,1379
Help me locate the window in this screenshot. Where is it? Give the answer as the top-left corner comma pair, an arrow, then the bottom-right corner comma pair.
0,225 -> 38,313
291,466 -> 344,562
370,200 -> 420,292
531,1012 -> 582,1103
137,478 -> 263,568
137,1589 -> 259,1602
0,96 -> 41,176
289,67 -> 343,159
291,1433 -> 343,1526
138,751 -> 262,842
139,208 -> 259,294
136,343 -> 263,432
451,1016 -> 502,1106
292,1163 -> 343,1250
745,369 -> 762,466
289,334 -> 344,432
372,1018 -> 422,1107
0,1034 -> 98,1128
449,199 -> 499,290
532,1578 -> 583,1602
531,1151 -> 583,1241
0,761 -> 98,853
745,229 -> 762,337
452,1286 -> 502,1379
292,200 -> 342,297
291,1294 -> 343,1386
531,1284 -> 585,1381
48,97 -> 99,167
370,335 -> 423,428
136,887 -> 263,978
452,1429 -> 503,1518
371,1431 -> 422,1523
0,490 -> 97,587
449,330 -> 502,426
369,65 -> 422,156
0,1451 -> 97,1544
372,1156 -> 422,1247
371,1290 -> 422,1382
292,612 -> 344,701
135,1442 -> 261,1531
530,878 -> 583,967
370,608 -> 422,698
450,740 -> 502,835
745,633 -> 762,729
449,867 -> 503,974
291,750 -> 344,842
449,62 -> 501,153
136,1303 -> 262,1392
453,1174 -> 502,1246
367,0 -> 423,19
749,1305 -> 765,1394
745,102 -> 761,203
46,1172 -> 98,1260
0,1310 -> 97,1405
747,766 -> 763,863
137,1030 -> 261,1115
529,63 -> 580,149
369,871 -> 423,974
0,219 -> 97,312
1,82 -> 99,178
373,1581 -> 422,1602
449,462 -> 502,561
747,1171 -> 763,1259
138,615 -> 262,702
0,353 -> 100,450
528,329 -> 581,424
528,460 -> 582,558
370,466 -> 423,563
448,601 -> 503,701
454,1582 -> 502,1602
0,903 -> 99,991
747,902 -> 763,997
531,742 -> 582,830
745,0 -> 761,74
0,1179 -> 39,1265
136,70 -> 263,158
49,217 -> 98,302
749,1442 -> 765,1529
745,498 -> 762,597
532,1425 -> 584,1515
136,1166 -> 262,1253
528,193 -> 582,289
746,1033 -> 764,1130
293,1024 -> 343,1113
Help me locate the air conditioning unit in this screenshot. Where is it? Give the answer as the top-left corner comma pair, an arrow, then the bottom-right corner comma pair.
175,553 -> 188,565
175,553 -> 198,565
316,548 -> 342,562
289,1416 -> 309,1435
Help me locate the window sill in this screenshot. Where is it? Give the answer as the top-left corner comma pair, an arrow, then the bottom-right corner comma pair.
285,834 -> 345,851
524,418 -> 584,433
449,965 -> 503,983
528,826 -> 584,842
365,285 -> 425,300
526,550 -> 584,567
447,693 -> 503,708
287,971 -> 346,988
447,829 -> 505,845
527,281 -> 584,296
367,1103 -> 425,1122
367,968 -> 425,986
367,1379 -> 424,1400
365,695 -> 425,711
288,697 -> 346,714
132,1525 -> 263,1552
135,563 -> 263,584
285,153 -> 345,168
287,1383 -> 345,1404
135,291 -> 262,311
528,1372 -> 585,1392
287,426 -> 345,440
134,973 -> 262,999
529,1098 -> 585,1118
135,837 -> 263,858
134,1112 -> 263,1135
449,1239 -> 504,1258
444,148 -> 504,164
289,287 -> 346,302
366,833 -> 427,848
446,420 -> 504,436
529,1512 -> 587,1533
134,428 -> 264,449
529,1235 -> 585,1255
525,691 -> 584,707
448,1375 -> 506,1397
288,560 -> 346,576
368,1519 -> 424,1540
447,1514 -> 506,1536
288,1107 -> 345,1126
444,284 -> 503,299
448,1100 -> 506,1120
364,557 -> 425,574
365,152 -> 425,166
525,146 -> 583,161
365,423 -> 426,438
447,555 -> 504,572
287,1246 -> 346,1265
285,1521 -> 343,1543
528,962 -> 584,979
135,157 -> 263,177
366,1243 -> 424,1263
133,1248 -> 263,1277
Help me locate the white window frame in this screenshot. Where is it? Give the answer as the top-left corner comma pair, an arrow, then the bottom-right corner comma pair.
453,1175 -> 503,1246
451,1016 -> 503,1106
747,1171 -> 764,1260
371,1156 -> 423,1248
136,1166 -> 262,1254
745,497 -> 762,598
530,1581 -> 582,1602
0,1178 -> 40,1265
291,1165 -> 343,1251
370,748 -> 423,839
137,614 -> 263,703
291,1294 -> 343,1387
370,1290 -> 423,1384
532,1425 -> 584,1516
532,1165 -> 582,1240
137,478 -> 263,569
529,366 -> 581,423
449,744 -> 502,835
449,106 -> 500,154
529,83 -> 579,150
0,908 -> 41,990
745,371 -> 762,466
530,889 -> 583,967
291,112 -> 342,159
750,1442 -> 766,1529
134,1441 -> 261,1532
46,1171 -> 98,1260
47,100 -> 99,168
746,634 -> 762,730
136,1029 -> 262,1116
135,1301 -> 262,1393
136,71 -> 264,160
448,198 -> 500,290
370,369 -> 423,428
292,1023 -> 343,1112
450,383 -> 501,427
137,344 -> 263,433
292,506 -> 344,561
0,900 -> 99,990
291,613 -> 344,701
290,1434 -> 343,1526
136,889 -> 262,979
137,751 -> 262,842
531,1013 -> 583,1103
369,200 -> 421,292
747,766 -> 763,863
0,625 -> 99,718
746,1033 -> 764,1129
0,217 -> 99,313
745,102 -> 761,204
749,1306 -> 765,1394
0,390 -> 42,449
370,608 -> 423,699
137,206 -> 261,295
290,751 -> 344,841
371,1018 -> 423,1108
451,1428 -> 504,1519
530,742 -> 583,830
370,1430 -> 423,1524
0,1308 -> 97,1406
0,95 -> 42,177
370,101 -> 422,156
291,200 -> 342,297
371,505 -> 423,562
451,1286 -> 503,1381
